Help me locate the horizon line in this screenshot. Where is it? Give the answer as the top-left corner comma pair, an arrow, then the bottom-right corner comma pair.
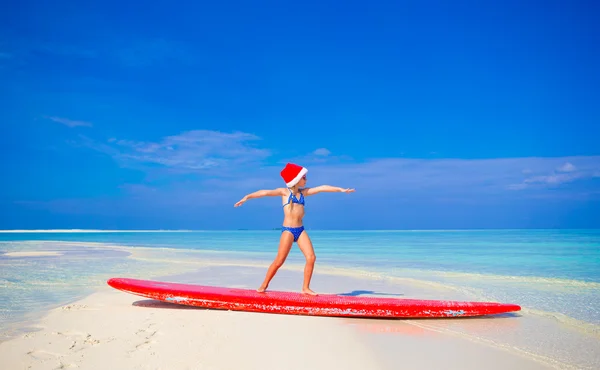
0,228 -> 598,233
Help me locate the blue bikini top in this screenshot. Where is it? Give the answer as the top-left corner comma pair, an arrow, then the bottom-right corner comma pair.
283,188 -> 305,207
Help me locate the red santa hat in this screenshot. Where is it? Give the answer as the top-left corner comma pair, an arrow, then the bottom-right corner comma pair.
280,163 -> 308,187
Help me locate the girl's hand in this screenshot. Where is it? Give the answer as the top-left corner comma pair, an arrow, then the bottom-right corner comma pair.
234,197 -> 247,207
341,188 -> 355,193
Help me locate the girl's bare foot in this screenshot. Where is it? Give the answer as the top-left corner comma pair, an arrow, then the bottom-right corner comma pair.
257,285 -> 268,293
302,288 -> 318,296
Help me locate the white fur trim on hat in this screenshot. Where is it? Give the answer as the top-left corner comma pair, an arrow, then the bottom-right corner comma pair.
286,167 -> 308,187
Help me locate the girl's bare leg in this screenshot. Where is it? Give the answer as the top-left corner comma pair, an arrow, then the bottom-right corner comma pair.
257,231 -> 294,292
296,231 -> 317,295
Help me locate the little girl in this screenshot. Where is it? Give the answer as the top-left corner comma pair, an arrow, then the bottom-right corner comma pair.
234,162 -> 355,295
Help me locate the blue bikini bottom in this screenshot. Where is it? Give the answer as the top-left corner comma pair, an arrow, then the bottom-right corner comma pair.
282,226 -> 305,242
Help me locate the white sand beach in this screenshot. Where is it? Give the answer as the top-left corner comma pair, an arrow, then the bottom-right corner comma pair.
0,266 -> 561,370
3,251 -> 63,257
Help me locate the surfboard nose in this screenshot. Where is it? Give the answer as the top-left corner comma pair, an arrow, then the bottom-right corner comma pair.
107,278 -> 124,289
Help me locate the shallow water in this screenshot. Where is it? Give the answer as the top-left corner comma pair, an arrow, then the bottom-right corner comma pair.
1,230 -> 599,368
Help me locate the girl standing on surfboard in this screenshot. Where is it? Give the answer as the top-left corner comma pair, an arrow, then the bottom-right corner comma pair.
234,162 -> 355,295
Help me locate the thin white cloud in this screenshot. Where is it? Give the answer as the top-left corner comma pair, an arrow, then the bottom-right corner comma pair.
557,162 -> 576,173
51,126 -> 600,208
313,148 -> 331,156
158,155 -> 599,200
244,156 -> 600,198
131,154 -> 599,198
283,148 -> 352,165
510,158 -> 598,189
15,155 -> 600,217
507,183 -> 528,191
46,116 -> 93,128
524,174 -> 579,185
63,125 -> 600,194
85,130 -> 270,172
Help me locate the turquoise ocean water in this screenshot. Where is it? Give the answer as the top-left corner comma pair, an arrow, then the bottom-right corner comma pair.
1,229 -> 599,339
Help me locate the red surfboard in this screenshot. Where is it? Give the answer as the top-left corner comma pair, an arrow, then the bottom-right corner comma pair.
107,277 -> 521,318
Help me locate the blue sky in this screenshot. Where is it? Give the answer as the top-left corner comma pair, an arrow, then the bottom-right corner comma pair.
1,0 -> 599,229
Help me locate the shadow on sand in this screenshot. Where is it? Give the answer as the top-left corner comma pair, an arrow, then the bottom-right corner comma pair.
133,299 -> 202,310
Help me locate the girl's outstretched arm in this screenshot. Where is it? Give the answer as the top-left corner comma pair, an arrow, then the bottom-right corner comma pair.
234,188 -> 287,207
303,185 -> 355,196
